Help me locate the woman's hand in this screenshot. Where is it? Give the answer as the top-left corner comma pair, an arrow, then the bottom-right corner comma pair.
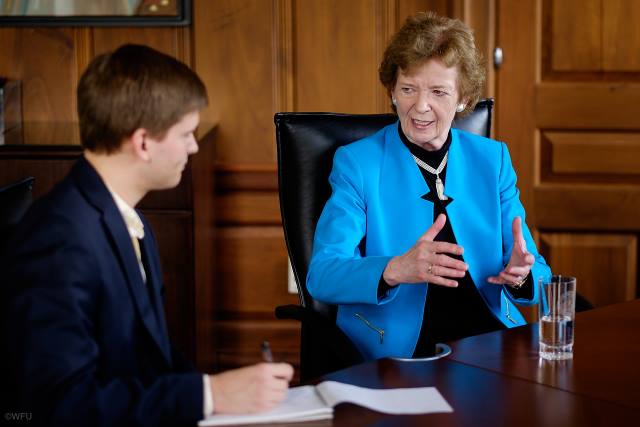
487,216 -> 534,287
383,214 -> 468,287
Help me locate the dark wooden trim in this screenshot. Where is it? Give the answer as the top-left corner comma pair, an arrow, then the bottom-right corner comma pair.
214,164 -> 278,192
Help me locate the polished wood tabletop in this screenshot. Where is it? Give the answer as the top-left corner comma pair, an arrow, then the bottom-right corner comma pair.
290,300 -> 640,426
448,298 -> 640,409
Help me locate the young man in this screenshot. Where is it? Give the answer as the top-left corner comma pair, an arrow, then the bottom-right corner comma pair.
1,44 -> 293,426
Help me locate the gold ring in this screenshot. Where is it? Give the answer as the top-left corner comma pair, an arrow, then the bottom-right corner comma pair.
427,264 -> 433,274
512,277 -> 526,289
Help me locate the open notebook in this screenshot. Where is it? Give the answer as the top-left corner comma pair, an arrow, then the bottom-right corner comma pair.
199,380 -> 453,426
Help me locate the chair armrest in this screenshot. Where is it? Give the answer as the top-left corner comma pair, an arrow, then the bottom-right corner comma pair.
275,303 -> 364,381
275,304 -> 307,321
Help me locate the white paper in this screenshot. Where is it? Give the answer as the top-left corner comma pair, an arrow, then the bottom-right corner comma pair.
198,385 -> 332,426
198,380 -> 452,426
317,381 -> 453,415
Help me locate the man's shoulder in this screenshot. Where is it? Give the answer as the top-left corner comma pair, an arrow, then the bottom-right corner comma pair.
11,174 -> 102,253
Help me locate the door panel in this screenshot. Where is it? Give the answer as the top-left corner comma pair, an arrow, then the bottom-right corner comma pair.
539,233 -> 637,307
498,0 -> 640,307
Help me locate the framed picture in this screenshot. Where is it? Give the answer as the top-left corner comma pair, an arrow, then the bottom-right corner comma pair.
0,0 -> 191,26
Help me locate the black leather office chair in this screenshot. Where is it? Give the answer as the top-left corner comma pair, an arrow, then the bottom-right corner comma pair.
0,177 -> 35,252
274,100 -> 493,381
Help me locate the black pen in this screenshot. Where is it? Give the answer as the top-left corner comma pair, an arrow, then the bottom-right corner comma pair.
261,340 -> 274,363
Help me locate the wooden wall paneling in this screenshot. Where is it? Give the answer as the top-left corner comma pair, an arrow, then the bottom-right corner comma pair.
540,233 -> 637,307
193,0 -> 278,164
459,0 -> 495,100
495,0 -> 538,214
0,28 -> 82,145
215,164 -> 279,192
536,83 -> 640,130
145,211 -> 196,361
216,191 -> 281,225
215,225 -> 298,315
397,0 -> 452,20
603,0 -> 640,71
543,132 -> 640,176
294,0 -> 388,114
274,0 -> 295,113
374,0 -> 397,112
549,0 -> 601,72
0,146 -> 80,196
214,319 -> 300,382
534,185 -> 640,231
91,27 -> 189,62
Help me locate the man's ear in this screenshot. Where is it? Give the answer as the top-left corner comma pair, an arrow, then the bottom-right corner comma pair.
130,128 -> 150,162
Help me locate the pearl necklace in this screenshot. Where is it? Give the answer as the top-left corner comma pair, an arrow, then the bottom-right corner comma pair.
411,152 -> 449,200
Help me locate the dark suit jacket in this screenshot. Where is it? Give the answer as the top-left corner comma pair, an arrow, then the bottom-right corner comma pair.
1,158 -> 203,427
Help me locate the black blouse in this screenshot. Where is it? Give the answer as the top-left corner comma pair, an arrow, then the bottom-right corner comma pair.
378,123 -> 532,357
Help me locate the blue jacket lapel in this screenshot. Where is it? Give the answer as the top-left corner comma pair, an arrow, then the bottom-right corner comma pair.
71,158 -> 172,366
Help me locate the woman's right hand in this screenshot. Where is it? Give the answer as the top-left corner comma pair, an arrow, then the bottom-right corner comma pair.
382,214 -> 468,287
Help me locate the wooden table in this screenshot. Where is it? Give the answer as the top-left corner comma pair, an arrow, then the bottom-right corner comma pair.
447,298 -> 640,409
302,299 -> 640,426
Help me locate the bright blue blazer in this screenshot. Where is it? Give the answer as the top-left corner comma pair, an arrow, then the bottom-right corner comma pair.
307,124 -> 551,361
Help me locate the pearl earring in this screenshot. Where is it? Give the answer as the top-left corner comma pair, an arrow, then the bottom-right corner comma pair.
392,98 -> 397,106
456,104 -> 465,112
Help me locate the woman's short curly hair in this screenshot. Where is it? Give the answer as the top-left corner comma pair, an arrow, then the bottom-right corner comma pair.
379,12 -> 485,115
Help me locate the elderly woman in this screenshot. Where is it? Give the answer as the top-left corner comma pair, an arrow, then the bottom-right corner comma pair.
307,12 -> 551,360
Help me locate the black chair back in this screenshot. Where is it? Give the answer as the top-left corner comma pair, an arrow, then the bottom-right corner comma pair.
274,99 -> 493,379
0,177 -> 35,252
275,99 -> 493,317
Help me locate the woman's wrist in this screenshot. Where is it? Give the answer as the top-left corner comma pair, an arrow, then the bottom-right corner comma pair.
382,257 -> 401,286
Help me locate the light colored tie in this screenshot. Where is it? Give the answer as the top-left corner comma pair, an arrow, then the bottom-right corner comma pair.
121,209 -> 146,283
130,237 -> 146,283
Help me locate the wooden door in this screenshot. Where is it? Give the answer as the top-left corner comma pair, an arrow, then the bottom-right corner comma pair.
496,0 -> 640,307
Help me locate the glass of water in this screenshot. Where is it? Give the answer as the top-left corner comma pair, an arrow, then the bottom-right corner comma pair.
538,275 -> 576,360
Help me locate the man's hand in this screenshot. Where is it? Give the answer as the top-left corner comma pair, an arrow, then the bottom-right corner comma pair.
383,214 -> 467,287
209,363 -> 294,414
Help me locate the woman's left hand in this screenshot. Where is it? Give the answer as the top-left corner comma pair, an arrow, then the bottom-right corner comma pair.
487,216 -> 534,287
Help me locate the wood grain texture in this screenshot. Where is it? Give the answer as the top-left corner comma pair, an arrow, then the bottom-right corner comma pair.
544,131 -> 640,176
216,192 -> 281,225
460,0 -> 495,101
397,0 -> 452,22
215,163 -> 278,191
214,226 -> 298,314
536,83 -> 640,130
448,301 -> 640,413
211,319 -> 300,381
0,28 -> 81,145
91,27 -> 187,60
550,0 -> 601,71
539,233 -> 637,307
294,0 -> 382,113
603,0 -> 640,71
496,0 -> 538,215
534,184 -> 640,230
193,0 -> 277,164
